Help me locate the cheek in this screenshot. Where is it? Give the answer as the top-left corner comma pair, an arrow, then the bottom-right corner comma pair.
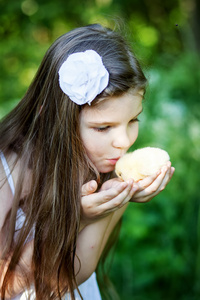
130,124 -> 139,143
82,133 -> 103,157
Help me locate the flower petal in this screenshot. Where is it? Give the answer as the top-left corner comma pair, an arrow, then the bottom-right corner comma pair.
58,50 -> 109,105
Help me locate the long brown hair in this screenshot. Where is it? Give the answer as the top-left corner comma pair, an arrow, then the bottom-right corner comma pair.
0,24 -> 147,299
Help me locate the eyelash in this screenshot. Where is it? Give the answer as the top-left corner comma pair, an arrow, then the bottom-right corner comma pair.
94,118 -> 140,132
130,118 -> 140,123
94,126 -> 110,132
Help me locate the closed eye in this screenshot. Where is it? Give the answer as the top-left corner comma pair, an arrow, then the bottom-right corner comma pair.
129,118 -> 140,123
94,126 -> 110,132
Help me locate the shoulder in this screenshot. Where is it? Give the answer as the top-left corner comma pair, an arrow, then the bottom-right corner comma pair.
7,152 -> 32,198
0,152 -> 32,228
0,152 -> 16,229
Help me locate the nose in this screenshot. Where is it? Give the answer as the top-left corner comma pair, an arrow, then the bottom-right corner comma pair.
112,128 -> 136,150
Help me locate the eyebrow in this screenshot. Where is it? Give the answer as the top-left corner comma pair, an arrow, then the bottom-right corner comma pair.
88,108 -> 143,125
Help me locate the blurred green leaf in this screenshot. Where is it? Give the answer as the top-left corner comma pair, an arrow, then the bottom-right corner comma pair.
0,0 -> 200,299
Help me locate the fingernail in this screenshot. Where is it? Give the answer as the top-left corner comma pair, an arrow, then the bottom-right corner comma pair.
127,179 -> 134,185
171,167 -> 175,175
120,182 -> 128,190
167,161 -> 171,167
132,185 -> 138,192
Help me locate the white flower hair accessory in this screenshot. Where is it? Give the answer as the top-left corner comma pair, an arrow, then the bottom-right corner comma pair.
58,49 -> 109,105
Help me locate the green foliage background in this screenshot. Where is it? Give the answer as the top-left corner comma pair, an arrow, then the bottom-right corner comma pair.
0,0 -> 200,299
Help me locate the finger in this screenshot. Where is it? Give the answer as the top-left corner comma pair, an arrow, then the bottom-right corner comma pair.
81,180 -> 98,196
169,167 -> 175,179
96,181 -> 129,205
131,164 -> 174,203
134,164 -> 171,200
119,184 -> 139,207
82,181 -> 128,209
100,177 -> 124,192
137,161 -> 173,191
154,164 -> 174,192
136,171 -> 161,191
115,180 -> 138,207
81,181 -> 130,219
98,181 -> 137,212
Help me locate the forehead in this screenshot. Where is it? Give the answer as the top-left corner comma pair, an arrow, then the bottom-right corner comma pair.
80,90 -> 143,122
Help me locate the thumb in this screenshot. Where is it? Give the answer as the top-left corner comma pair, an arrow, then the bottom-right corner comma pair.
81,180 -> 98,196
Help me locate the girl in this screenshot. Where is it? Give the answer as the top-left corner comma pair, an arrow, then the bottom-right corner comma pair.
0,24 -> 174,300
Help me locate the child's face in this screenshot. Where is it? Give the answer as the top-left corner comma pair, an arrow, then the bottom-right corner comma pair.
79,90 -> 143,173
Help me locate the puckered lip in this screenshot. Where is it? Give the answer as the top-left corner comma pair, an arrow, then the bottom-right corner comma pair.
106,157 -> 121,165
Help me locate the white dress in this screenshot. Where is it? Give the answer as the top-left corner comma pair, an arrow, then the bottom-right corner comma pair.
0,152 -> 102,300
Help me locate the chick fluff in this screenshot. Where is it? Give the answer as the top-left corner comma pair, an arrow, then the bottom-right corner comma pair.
115,147 -> 170,182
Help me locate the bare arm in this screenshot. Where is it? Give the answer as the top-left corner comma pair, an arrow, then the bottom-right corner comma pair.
75,204 -> 128,284
0,161 -> 174,297
0,171 -> 13,255
76,162 -> 174,283
0,240 -> 34,299
75,178 -> 137,283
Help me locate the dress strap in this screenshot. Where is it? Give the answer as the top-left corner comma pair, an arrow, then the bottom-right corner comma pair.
0,151 -> 15,195
0,152 -> 32,243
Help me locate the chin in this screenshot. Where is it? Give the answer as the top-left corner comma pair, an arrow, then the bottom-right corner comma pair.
98,166 -> 115,173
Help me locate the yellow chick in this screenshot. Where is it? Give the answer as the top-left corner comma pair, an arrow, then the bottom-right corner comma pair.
115,147 -> 170,181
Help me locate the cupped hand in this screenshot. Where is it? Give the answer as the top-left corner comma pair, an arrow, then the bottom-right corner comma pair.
81,178 -> 138,225
130,161 -> 175,203
80,162 -> 174,226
